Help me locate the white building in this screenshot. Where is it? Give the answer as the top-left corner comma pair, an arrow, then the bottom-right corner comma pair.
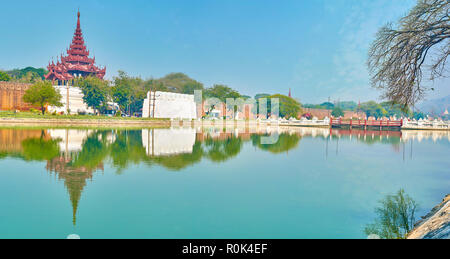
142,91 -> 197,119
48,85 -> 94,115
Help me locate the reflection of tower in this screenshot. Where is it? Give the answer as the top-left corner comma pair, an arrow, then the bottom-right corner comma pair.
46,156 -> 103,225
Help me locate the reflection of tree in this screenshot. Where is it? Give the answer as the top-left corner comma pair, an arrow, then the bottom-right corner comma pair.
21,132 -> 61,161
152,141 -> 204,170
365,189 -> 418,239
356,136 -> 401,146
70,131 -> 110,171
251,133 -> 301,154
329,130 -> 402,150
110,131 -> 149,174
203,137 -> 243,162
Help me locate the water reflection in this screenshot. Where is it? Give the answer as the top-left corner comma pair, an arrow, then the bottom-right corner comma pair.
0,126 -> 448,227
1,127 -> 449,170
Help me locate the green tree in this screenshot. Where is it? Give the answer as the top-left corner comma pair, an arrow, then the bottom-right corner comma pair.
364,189 -> 418,239
339,101 -> 357,111
112,71 -> 147,116
303,102 -> 335,110
23,81 -> 63,115
6,67 -> 47,80
0,71 -> 11,81
157,72 -> 204,94
331,106 -> 345,117
319,102 -> 334,110
254,94 -> 271,117
359,101 -> 388,119
144,79 -> 167,92
380,101 -> 411,118
204,84 -> 241,102
202,84 -> 241,115
254,93 -> 270,100
267,94 -> 302,119
112,71 -> 132,115
76,76 -> 109,114
413,111 -> 426,120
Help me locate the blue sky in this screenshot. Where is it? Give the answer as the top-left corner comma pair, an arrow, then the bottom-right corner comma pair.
1,0 -> 448,103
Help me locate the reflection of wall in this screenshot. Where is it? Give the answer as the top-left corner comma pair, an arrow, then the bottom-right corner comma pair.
142,91 -> 197,119
402,130 -> 450,143
142,128 -> 196,156
48,129 -> 93,153
0,129 -> 49,152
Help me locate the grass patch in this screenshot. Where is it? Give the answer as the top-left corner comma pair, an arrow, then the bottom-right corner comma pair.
0,111 -> 169,121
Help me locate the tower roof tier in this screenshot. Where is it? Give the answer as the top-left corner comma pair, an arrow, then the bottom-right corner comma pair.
45,11 -> 106,81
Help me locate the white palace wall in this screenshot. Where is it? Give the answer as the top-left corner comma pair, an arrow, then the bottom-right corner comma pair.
142,91 -> 197,119
48,86 -> 94,115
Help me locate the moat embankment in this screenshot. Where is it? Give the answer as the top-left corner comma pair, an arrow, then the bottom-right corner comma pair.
408,195 -> 450,239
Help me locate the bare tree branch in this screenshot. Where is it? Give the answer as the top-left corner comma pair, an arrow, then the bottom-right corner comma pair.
368,0 -> 450,108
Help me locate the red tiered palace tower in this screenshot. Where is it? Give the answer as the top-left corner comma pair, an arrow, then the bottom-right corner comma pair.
45,11 -> 106,85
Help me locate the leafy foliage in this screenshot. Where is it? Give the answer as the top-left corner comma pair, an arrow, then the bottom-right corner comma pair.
157,72 -> 204,94
254,93 -> 270,100
112,71 -> 147,116
364,189 -> 418,239
23,81 -> 63,114
267,94 -> 302,119
5,67 -> 48,83
76,76 -> 110,113
0,71 -> 11,81
303,102 -> 335,110
358,101 -> 388,119
204,84 -> 241,102
331,106 -> 345,117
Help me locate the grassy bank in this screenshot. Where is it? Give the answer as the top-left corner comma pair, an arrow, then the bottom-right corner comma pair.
0,111 -> 169,121
0,124 -> 170,130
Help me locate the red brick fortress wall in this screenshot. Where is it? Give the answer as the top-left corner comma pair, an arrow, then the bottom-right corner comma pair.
0,82 -> 35,111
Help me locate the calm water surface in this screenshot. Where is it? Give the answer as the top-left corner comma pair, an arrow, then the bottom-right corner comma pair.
0,126 -> 448,238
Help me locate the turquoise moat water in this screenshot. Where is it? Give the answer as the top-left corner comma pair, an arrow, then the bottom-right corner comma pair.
0,126 -> 448,238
